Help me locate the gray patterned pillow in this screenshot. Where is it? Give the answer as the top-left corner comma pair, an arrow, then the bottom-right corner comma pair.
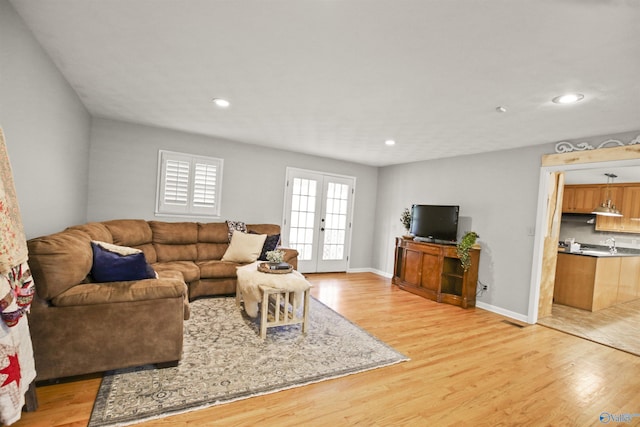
226,220 -> 247,242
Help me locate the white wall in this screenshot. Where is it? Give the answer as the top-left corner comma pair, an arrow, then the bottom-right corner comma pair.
373,143 -> 555,316
0,0 -> 91,238
88,118 -> 378,269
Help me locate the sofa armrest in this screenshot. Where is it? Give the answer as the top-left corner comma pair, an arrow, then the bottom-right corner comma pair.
280,248 -> 299,270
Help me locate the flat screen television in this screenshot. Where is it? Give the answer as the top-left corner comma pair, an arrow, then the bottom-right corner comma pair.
410,204 -> 459,244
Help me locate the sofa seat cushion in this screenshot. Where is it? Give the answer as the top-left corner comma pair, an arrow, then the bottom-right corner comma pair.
152,261 -> 200,282
197,260 -> 243,279
51,278 -> 187,307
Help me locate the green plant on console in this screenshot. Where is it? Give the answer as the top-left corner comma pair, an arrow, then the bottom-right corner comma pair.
456,231 -> 479,272
400,208 -> 412,233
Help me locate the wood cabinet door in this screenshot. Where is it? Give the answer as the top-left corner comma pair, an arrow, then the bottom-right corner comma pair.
562,187 -> 576,213
596,184 -> 640,233
620,186 -> 640,232
403,249 -> 423,287
553,253 -> 596,310
563,185 -> 604,213
572,185 -> 602,213
420,252 -> 441,292
595,186 -> 623,231
617,257 -> 640,303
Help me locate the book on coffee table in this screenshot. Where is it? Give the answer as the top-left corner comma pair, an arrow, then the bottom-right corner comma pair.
269,262 -> 291,270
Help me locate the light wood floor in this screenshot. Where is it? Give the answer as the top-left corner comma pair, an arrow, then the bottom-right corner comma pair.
15,273 -> 640,426
537,300 -> 640,357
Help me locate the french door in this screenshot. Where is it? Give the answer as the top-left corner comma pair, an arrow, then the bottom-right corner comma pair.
282,168 -> 355,273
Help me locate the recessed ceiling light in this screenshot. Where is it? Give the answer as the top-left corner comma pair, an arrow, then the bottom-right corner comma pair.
212,98 -> 230,108
385,139 -> 396,146
552,93 -> 584,104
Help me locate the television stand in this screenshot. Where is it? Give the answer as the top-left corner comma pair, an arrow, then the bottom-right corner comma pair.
392,237 -> 480,308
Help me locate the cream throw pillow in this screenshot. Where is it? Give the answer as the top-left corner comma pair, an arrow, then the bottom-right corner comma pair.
92,240 -> 142,256
221,231 -> 267,263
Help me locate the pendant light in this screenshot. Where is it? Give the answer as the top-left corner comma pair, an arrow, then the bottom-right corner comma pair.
591,173 -> 623,217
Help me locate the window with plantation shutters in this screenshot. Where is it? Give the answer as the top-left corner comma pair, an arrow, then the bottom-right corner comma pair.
156,150 -> 223,217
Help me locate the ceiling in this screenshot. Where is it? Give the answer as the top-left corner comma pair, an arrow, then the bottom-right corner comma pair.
9,0 -> 640,166
564,164 -> 640,185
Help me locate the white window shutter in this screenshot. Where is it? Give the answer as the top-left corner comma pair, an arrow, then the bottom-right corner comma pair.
156,150 -> 223,217
191,162 -> 219,213
163,159 -> 190,206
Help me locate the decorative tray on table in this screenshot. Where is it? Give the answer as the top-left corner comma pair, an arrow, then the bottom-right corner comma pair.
258,262 -> 293,274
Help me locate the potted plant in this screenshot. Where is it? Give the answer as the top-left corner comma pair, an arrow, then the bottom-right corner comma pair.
265,249 -> 285,264
456,231 -> 479,272
400,208 -> 412,237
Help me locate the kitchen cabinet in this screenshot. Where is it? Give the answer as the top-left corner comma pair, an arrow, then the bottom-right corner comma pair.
596,184 -> 640,233
393,238 -> 480,308
554,252 -> 640,311
618,256 -> 640,303
562,185 -> 603,213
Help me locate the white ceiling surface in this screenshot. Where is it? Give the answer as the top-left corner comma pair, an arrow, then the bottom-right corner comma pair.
10,0 -> 640,167
564,165 -> 640,185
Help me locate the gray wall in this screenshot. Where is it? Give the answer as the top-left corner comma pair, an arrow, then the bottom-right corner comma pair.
88,118 -> 378,270
373,143 -> 555,316
0,0 -> 91,238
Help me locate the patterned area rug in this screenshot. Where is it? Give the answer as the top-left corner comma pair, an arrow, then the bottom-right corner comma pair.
89,296 -> 408,426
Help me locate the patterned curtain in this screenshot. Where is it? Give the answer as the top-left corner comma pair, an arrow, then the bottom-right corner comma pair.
0,127 -> 36,425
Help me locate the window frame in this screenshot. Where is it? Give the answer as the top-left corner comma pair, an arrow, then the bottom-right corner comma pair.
155,150 -> 224,218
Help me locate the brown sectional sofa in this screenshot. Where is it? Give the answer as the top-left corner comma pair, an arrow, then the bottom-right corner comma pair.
26,219 -> 297,381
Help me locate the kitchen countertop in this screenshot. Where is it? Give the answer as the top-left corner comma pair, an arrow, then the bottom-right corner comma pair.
557,245 -> 640,258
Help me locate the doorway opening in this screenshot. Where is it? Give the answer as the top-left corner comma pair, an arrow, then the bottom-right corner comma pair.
528,144 -> 640,354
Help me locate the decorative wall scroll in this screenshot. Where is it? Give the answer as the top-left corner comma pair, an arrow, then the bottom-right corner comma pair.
555,134 -> 640,153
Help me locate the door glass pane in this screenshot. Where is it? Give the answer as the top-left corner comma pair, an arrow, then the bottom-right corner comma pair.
289,177 -> 317,261
322,182 -> 349,260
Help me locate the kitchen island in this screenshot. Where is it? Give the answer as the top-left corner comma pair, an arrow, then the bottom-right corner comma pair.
554,247 -> 640,311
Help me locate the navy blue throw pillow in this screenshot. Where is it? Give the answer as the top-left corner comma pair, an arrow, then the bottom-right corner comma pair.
90,242 -> 156,283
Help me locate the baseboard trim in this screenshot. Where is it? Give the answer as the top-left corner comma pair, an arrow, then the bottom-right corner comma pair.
475,301 -> 530,324
346,267 -> 392,278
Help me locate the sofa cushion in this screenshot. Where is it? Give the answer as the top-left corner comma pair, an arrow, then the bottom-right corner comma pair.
221,231 -> 266,263
154,243 -> 198,263
134,243 -> 158,264
226,220 -> 247,241
67,222 -> 113,242
246,224 -> 281,236
197,222 -> 229,243
152,261 -> 200,282
149,221 -> 198,244
27,230 -> 93,300
196,242 -> 228,261
197,260 -> 242,279
103,219 -> 153,246
249,231 -> 281,261
51,278 -> 187,307
90,241 -> 156,283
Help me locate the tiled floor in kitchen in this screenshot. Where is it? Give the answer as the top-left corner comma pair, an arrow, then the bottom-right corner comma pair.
537,299 -> 640,357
